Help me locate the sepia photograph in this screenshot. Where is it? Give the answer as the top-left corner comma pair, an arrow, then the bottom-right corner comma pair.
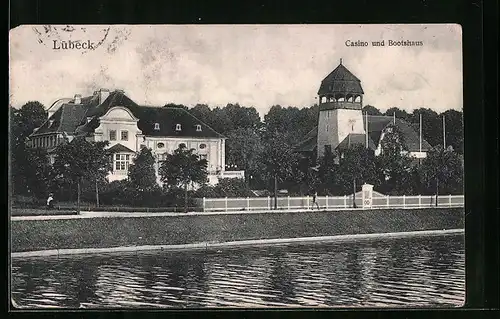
9,24 -> 464,309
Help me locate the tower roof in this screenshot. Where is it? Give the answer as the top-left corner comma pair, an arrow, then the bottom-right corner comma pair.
317,62 -> 364,95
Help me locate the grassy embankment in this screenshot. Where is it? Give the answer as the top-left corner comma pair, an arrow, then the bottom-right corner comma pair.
11,208 -> 464,253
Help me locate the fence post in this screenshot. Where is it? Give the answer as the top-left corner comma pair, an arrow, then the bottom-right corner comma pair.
267,196 -> 271,210
306,195 -> 310,210
326,195 -> 329,210
203,197 -> 206,212
386,195 -> 390,207
225,197 -> 228,212
403,195 -> 406,209
449,194 -> 452,207
344,195 -> 347,208
287,196 -> 290,210
246,197 -> 250,210
418,195 -> 421,208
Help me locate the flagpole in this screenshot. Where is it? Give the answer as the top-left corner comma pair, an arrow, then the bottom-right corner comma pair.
419,113 -> 422,153
443,115 -> 446,149
365,112 -> 368,148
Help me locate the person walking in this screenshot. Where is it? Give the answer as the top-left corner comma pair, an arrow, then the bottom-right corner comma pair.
46,193 -> 54,210
312,191 -> 320,210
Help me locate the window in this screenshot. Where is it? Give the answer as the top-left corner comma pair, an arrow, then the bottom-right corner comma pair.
121,130 -> 129,141
157,142 -> 165,148
179,143 -> 186,149
176,124 -> 182,131
199,143 -> 207,149
114,154 -> 130,171
109,130 -> 117,141
196,125 -> 202,132
154,123 -> 160,130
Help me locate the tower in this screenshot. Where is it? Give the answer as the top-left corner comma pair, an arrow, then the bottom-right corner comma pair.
316,59 -> 365,158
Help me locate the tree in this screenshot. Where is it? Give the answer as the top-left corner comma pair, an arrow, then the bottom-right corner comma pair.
337,144 -> 379,207
376,124 -> 414,195
259,133 -> 300,209
52,138 -> 111,212
384,107 -> 410,121
226,127 -> 265,183
128,147 -> 158,191
409,108 -> 442,147
419,145 -> 464,203
159,145 -> 208,212
21,148 -> 52,199
363,105 -> 382,115
442,109 -> 464,154
317,147 -> 340,195
9,102 -> 47,196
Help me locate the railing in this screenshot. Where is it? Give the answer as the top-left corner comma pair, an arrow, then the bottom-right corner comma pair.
201,195 -> 465,212
220,170 -> 245,179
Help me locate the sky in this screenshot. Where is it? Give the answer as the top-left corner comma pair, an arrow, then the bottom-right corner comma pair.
9,24 -> 462,117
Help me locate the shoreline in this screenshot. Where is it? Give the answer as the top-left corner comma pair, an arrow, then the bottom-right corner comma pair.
11,228 -> 464,259
11,205 -> 464,221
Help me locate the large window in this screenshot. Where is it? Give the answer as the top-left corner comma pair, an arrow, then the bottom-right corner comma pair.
109,130 -> 117,141
114,154 -> 130,171
121,130 -> 129,141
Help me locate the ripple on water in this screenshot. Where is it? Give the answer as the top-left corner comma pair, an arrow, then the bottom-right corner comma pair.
11,234 -> 465,308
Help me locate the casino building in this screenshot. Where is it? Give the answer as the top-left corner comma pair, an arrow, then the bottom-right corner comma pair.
28,89 -> 244,185
295,60 -> 431,159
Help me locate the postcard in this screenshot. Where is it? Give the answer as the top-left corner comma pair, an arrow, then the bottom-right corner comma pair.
9,24 -> 464,309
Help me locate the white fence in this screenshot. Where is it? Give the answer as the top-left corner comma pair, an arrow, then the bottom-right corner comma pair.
201,195 -> 465,212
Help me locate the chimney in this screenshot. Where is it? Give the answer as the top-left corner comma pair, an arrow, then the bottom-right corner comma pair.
98,88 -> 110,104
74,94 -> 82,104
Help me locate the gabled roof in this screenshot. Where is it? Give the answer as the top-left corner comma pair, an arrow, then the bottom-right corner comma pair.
108,143 -> 135,153
318,63 -> 364,96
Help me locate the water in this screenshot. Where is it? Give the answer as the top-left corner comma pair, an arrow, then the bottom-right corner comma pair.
10,234 -> 465,308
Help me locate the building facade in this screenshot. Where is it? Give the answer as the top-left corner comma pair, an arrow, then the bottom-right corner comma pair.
295,60 -> 432,159
29,89 -> 244,185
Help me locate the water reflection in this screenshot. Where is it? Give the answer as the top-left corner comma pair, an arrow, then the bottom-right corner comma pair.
11,234 -> 465,308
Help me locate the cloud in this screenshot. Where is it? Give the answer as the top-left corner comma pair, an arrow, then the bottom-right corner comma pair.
9,24 -> 462,116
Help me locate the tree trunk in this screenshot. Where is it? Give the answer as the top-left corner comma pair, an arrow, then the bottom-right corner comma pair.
184,183 -> 188,213
77,177 -> 81,214
95,179 -> 99,208
353,178 -> 357,208
274,174 -> 278,210
435,177 -> 439,207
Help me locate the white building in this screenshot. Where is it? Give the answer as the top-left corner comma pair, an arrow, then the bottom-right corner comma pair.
29,89 -> 244,185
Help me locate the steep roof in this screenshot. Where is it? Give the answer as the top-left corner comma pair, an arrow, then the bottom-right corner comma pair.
34,90 -> 225,139
294,115 -> 432,153
32,103 -> 88,135
337,133 -> 377,151
318,63 -> 364,96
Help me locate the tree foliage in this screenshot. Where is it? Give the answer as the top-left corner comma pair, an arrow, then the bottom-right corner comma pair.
418,145 -> 464,195
128,147 -> 158,191
159,145 -> 208,189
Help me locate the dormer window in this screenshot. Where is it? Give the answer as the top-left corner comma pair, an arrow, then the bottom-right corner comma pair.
196,125 -> 202,132
154,123 -> 160,130
176,124 -> 182,131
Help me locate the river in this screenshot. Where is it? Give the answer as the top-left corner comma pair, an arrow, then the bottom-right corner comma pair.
10,233 -> 465,308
